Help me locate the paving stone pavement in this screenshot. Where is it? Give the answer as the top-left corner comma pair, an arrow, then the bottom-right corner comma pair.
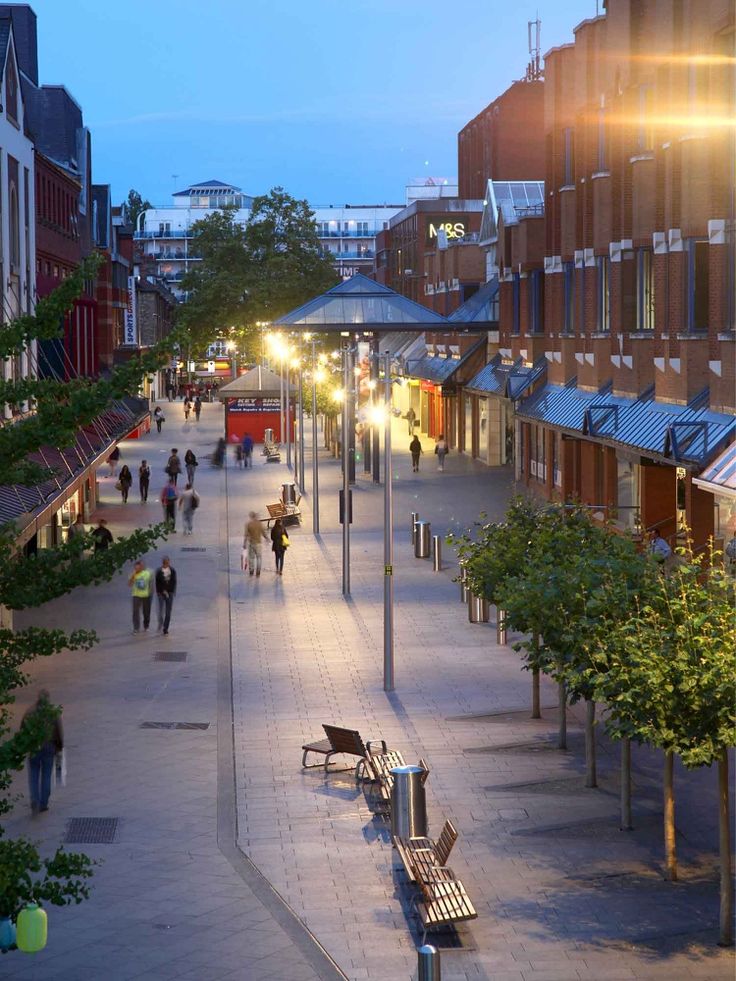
227,417 -> 735,981
3,401 -> 342,981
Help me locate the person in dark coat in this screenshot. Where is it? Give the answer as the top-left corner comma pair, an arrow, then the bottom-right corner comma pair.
271,519 -> 289,576
118,465 -> 133,503
139,460 -> 151,502
155,556 -> 177,635
108,445 -> 121,477
166,448 -> 182,486
409,435 -> 422,472
91,518 -> 113,552
22,689 -> 63,813
184,449 -> 198,485
242,433 -> 254,467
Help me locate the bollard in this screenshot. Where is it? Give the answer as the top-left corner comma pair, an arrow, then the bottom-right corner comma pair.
459,564 -> 469,603
418,944 -> 441,981
414,520 -> 431,558
468,591 -> 490,623
496,607 -> 507,645
432,535 -> 442,571
411,512 -> 419,545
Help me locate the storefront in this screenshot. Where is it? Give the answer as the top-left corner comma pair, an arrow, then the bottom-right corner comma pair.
218,365 -> 294,444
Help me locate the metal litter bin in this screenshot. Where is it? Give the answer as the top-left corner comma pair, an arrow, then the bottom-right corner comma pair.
264,427 -> 274,445
281,482 -> 297,506
468,591 -> 490,623
414,520 -> 431,558
390,764 -> 428,839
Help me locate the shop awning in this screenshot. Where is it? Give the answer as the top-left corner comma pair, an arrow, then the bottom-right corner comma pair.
693,442 -> 736,498
403,336 -> 486,384
517,381 -> 736,468
465,354 -> 546,400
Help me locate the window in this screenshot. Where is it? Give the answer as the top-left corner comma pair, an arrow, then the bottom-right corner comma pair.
616,458 -> 640,530
685,238 -> 709,332
356,221 -> 369,236
596,256 -> 610,332
529,270 -> 544,334
636,249 -> 655,330
552,432 -> 561,487
9,185 -> 19,269
563,127 -> 575,185
5,54 -> 18,124
512,272 -> 521,334
637,85 -> 654,151
563,260 -> 575,332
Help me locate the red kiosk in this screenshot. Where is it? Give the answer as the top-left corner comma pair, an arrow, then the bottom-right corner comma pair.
218,365 -> 294,445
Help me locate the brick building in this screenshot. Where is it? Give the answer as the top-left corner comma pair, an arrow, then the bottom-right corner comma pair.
505,0 -> 736,552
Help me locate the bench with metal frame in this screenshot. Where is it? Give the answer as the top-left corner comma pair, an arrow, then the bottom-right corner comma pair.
263,441 -> 281,462
301,724 -> 387,776
368,753 -> 429,815
263,501 -> 301,527
413,865 -> 477,944
393,818 -> 458,884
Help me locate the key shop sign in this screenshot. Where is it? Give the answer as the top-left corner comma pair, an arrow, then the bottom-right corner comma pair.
228,398 -> 281,413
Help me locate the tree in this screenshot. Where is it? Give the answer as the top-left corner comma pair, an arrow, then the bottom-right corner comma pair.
124,189 -> 151,231
594,543 -> 735,944
0,259 -> 176,940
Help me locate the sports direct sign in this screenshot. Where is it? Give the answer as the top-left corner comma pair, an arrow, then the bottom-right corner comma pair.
123,277 -> 138,345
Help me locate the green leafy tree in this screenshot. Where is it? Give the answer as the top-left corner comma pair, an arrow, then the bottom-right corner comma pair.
124,189 -> 152,230
0,259 -> 177,939
593,543 -> 735,944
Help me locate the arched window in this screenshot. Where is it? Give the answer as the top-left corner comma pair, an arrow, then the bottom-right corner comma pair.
9,182 -> 20,268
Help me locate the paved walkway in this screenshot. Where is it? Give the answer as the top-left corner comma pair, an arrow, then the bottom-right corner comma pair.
2,405 -> 733,981
227,417 -> 734,981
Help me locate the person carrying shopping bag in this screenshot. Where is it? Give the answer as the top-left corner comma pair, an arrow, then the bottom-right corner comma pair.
271,519 -> 289,576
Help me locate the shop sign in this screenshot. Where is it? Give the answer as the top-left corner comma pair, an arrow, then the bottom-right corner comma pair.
426,218 -> 467,245
228,397 -> 280,413
123,276 -> 138,345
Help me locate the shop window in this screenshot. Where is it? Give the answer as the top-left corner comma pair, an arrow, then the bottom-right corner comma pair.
636,249 -> 655,331
685,238 -> 709,332
563,261 -> 575,333
616,458 -> 640,530
596,256 -> 610,332
477,398 -> 488,460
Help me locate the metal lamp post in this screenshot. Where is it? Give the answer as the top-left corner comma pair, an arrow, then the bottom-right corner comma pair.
311,339 -> 320,535
341,345 -> 352,597
298,343 -> 305,490
382,351 -> 394,691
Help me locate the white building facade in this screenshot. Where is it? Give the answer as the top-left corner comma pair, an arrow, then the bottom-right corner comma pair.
135,179 -> 253,300
312,204 -> 403,280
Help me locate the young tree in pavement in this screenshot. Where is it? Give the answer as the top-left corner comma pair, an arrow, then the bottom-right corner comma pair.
0,258 -> 176,936
593,543 -> 735,944
124,188 -> 152,230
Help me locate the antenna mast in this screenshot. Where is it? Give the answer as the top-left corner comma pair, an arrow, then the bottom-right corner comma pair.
526,16 -> 542,81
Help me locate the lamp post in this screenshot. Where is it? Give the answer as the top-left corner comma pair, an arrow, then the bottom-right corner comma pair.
297,341 -> 306,490
311,339 -> 320,534
341,345 -> 351,597
382,351 -> 394,691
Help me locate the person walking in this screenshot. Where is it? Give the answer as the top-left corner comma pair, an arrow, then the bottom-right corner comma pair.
108,445 -> 121,477
244,511 -> 269,577
409,434 -> 422,472
160,478 -> 179,531
434,434 -> 449,472
212,437 -> 226,468
649,528 -> 673,565
91,518 -> 113,552
235,442 -> 244,468
184,449 -> 198,485
406,406 -> 416,435
183,398 -> 191,422
271,518 -> 289,576
128,559 -> 153,632
67,513 -> 85,542
153,405 -> 165,434
118,465 -> 133,503
139,460 -> 151,502
194,395 -> 202,422
155,556 -> 177,635
242,433 -> 254,468
22,690 -> 63,813
166,448 -> 182,486
178,482 -> 199,535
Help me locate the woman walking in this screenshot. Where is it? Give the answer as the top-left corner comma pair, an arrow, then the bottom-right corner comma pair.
178,482 -> 199,535
22,690 -> 63,814
183,398 -> 191,422
118,464 -> 133,503
434,434 -> 449,472
153,405 -> 165,434
271,519 -> 289,576
409,434 -> 422,472
184,449 -> 198,485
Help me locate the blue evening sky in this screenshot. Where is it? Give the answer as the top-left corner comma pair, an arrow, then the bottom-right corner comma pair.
31,0 -> 598,207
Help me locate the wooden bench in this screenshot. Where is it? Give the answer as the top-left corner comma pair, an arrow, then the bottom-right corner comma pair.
393,819 -> 458,884
263,442 -> 281,462
368,753 -> 429,815
414,865 -> 477,944
263,501 -> 301,527
301,724 -> 387,777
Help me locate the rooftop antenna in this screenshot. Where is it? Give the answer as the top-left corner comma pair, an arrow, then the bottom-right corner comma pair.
526,16 -> 542,81
172,173 -> 180,189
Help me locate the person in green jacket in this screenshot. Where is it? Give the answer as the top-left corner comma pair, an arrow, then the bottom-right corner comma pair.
128,559 -> 153,632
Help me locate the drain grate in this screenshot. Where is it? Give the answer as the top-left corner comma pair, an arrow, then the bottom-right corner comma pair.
180,546 -> 206,552
65,817 -> 118,844
140,721 -> 210,730
154,651 -> 187,662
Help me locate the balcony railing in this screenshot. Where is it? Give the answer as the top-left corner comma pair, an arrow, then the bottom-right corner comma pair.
317,230 -> 379,239
135,229 -> 194,240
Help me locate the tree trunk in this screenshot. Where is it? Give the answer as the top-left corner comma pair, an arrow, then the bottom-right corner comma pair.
585,699 -> 597,788
620,738 -> 632,831
532,667 -> 541,719
664,751 -> 677,881
718,750 -> 733,946
557,680 -> 567,750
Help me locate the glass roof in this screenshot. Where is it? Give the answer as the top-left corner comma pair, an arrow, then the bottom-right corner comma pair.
479,180 -> 545,243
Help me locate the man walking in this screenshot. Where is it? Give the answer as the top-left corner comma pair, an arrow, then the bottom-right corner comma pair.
178,482 -> 199,535
406,406 -> 416,435
409,434 -> 422,472
139,460 -> 151,502
91,518 -> 113,552
244,511 -> 269,577
128,559 -> 153,632
22,689 -> 64,814
166,448 -> 182,486
242,433 -> 254,468
194,395 -> 202,422
155,556 -> 177,635
160,478 -> 179,531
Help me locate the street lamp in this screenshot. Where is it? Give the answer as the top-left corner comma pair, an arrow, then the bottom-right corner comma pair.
341,345 -> 352,597
311,346 -> 322,535
370,352 -> 394,691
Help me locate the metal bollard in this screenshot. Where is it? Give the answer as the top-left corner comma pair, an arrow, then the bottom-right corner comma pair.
459,564 -> 469,603
411,512 -> 419,545
432,535 -> 442,571
496,607 -> 507,645
468,591 -> 490,623
418,944 -> 441,981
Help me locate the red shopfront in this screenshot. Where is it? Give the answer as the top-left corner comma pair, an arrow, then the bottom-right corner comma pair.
420,380 -> 444,439
224,396 -> 294,445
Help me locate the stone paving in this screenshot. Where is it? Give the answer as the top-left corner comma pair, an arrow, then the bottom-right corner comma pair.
227,417 -> 735,981
1,402 -> 733,981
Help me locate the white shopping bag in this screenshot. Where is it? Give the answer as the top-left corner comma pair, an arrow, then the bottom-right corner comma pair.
55,749 -> 67,787
240,548 -> 248,572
